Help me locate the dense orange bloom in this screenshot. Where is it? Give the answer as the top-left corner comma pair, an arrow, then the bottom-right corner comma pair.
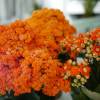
0,8 -> 76,96
26,8 -> 76,57
71,67 -> 80,76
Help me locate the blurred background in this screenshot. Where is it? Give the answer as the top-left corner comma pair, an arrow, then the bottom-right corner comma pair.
0,0 -> 100,32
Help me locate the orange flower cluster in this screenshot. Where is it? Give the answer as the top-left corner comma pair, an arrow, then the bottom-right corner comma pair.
61,28 -> 100,59
26,8 -> 76,57
0,8 -> 76,96
60,28 -> 100,88
0,8 -> 99,97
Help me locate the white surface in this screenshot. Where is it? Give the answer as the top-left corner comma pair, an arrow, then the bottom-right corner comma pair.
0,0 -> 6,20
42,0 -> 100,15
94,2 -> 100,14
65,0 -> 84,14
43,0 -> 64,12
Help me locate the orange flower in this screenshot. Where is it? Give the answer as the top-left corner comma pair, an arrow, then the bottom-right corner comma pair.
59,79 -> 71,92
80,65 -> 91,79
26,8 -> 76,57
90,28 -> 100,40
71,67 -> 80,76
92,45 -> 100,56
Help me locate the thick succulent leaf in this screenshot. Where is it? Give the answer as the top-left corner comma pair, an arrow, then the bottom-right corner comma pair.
71,88 -> 90,100
94,84 -> 100,93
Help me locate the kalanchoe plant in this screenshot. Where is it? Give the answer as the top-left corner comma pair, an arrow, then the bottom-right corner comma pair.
0,8 -> 99,100
0,8 -> 76,100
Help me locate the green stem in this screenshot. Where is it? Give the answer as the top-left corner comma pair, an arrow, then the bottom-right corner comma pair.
84,0 -> 97,17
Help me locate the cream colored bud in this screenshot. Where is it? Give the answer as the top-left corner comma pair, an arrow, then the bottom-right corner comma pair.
83,60 -> 88,66
76,85 -> 79,88
68,59 -> 72,64
84,79 -> 87,82
83,68 -> 87,72
78,83 -> 81,86
72,83 -> 75,87
76,75 -> 81,79
86,47 -> 90,50
80,77 -> 85,82
72,61 -> 76,65
74,79 -> 78,83
84,58 -> 88,62
85,76 -> 89,79
81,82 -> 85,85
87,49 -> 91,53
89,54 -> 93,57
85,54 -> 89,57
87,42 -> 90,45
64,75 -> 68,80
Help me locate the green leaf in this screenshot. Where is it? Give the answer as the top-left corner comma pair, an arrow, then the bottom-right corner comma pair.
94,84 -> 100,93
85,58 -> 100,91
71,88 -> 90,100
